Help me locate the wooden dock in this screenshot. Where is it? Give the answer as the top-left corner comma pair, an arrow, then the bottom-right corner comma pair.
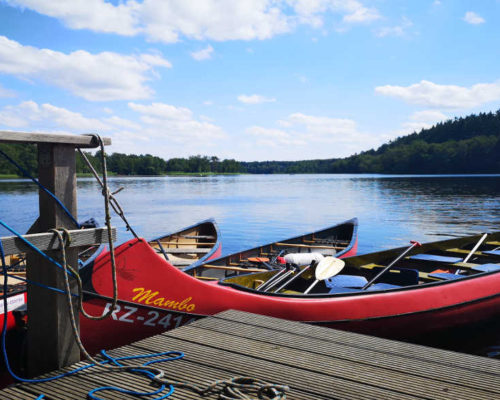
2,309 -> 500,399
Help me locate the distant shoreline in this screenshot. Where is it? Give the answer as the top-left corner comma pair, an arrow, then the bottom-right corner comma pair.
2,172 -> 499,180
0,172 -> 243,179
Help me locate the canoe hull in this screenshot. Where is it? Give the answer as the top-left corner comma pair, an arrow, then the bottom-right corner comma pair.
80,233 -> 500,352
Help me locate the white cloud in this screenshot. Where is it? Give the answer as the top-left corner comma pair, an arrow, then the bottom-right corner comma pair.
291,0 -> 380,26
375,80 -> 500,109
0,100 -> 227,157
0,101 -> 112,130
342,6 -> 380,24
5,0 -> 139,35
102,115 -> 142,131
6,0 -> 381,42
409,110 -> 448,123
376,17 -> 413,37
245,111 -> 382,158
399,110 -> 448,134
0,36 -> 171,101
128,102 -> 226,143
463,11 -> 485,25
237,94 -> 276,104
190,45 -> 214,61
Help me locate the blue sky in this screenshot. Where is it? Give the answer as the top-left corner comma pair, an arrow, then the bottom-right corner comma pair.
0,0 -> 499,161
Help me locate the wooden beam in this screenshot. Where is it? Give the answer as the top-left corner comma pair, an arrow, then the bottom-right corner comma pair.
274,242 -> 344,250
26,144 -> 80,377
1,227 -> 116,256
0,131 -> 111,148
200,264 -> 268,273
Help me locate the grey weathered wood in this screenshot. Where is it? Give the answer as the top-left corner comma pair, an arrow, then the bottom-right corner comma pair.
215,310 -> 500,375
1,227 -> 116,256
26,144 -> 81,377
4,310 -> 500,399
0,131 -> 111,148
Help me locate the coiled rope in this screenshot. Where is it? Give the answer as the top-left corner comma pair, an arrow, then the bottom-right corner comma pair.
0,136 -> 289,399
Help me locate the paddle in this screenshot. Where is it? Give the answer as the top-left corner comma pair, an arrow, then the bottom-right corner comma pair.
266,264 -> 301,293
256,264 -> 289,291
462,233 -> 488,264
456,232 -> 488,274
274,260 -> 316,293
304,257 -> 345,294
362,240 -> 421,290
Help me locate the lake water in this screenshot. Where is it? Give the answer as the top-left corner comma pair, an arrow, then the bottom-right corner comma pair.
1,174 -> 500,355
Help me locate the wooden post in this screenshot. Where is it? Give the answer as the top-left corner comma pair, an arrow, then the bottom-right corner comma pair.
26,144 -> 80,376
0,131 -> 111,377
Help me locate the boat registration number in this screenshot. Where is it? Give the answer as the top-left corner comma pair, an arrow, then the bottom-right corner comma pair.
102,302 -> 195,329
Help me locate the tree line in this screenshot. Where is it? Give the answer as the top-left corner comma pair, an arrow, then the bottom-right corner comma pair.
1,110 -> 499,176
240,110 -> 500,174
0,146 -> 241,176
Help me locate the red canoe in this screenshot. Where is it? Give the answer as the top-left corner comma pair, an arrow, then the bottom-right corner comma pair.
79,227 -> 500,354
80,218 -> 358,352
0,218 -> 221,351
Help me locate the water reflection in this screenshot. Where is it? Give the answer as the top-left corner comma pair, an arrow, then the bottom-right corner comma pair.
1,174 -> 499,254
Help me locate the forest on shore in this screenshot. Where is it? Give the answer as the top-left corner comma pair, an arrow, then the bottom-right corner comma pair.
1,110 -> 499,176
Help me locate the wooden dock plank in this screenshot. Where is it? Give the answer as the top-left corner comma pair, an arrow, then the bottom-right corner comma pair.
213,310 -> 500,375
130,336 -> 422,400
146,325 -> 495,400
3,310 -> 500,399
192,314 -> 500,393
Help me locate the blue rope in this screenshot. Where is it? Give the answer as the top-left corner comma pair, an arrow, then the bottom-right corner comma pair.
5,273 -> 77,297
0,219 -> 74,277
87,350 -> 179,400
0,232 -> 179,399
0,149 -> 80,229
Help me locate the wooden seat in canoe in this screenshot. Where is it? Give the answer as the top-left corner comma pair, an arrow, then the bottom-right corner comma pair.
179,235 -> 215,240
483,250 -> 500,256
428,272 -> 463,280
470,263 -> 500,272
274,242 -> 343,250
408,254 -> 463,263
326,275 -> 367,288
159,248 -> 211,254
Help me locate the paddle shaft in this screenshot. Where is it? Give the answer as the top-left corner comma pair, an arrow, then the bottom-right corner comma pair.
267,269 -> 296,292
362,240 -> 421,290
456,233 -> 488,274
256,267 -> 288,291
274,264 -> 313,293
304,279 -> 319,294
462,233 -> 488,264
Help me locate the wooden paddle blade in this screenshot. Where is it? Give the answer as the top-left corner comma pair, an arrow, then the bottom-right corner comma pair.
315,257 -> 345,280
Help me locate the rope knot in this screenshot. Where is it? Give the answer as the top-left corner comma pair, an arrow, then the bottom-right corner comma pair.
50,228 -> 72,248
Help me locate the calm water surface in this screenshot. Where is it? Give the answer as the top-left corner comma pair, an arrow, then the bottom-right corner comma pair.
1,174 -> 500,355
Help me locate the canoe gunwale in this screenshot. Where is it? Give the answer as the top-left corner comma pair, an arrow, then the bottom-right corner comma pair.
148,218 -> 221,271
218,267 -> 500,298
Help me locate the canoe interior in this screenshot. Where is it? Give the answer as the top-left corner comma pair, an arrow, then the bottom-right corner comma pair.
148,221 -> 218,268
219,232 -> 500,296
191,218 -> 357,279
0,244 -> 105,297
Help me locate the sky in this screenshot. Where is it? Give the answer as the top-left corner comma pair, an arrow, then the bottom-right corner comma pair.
0,0 -> 499,161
